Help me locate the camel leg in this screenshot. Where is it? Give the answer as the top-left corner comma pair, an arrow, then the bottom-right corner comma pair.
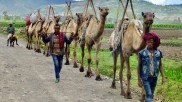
124,55 -> 132,99
65,44 -> 70,65
85,44 -> 93,78
79,43 -> 85,72
34,32 -> 38,51
30,34 -> 33,49
119,53 -> 126,96
43,43 -> 46,55
95,43 -> 102,81
111,51 -> 118,89
73,40 -> 78,68
37,34 -> 41,53
46,43 -> 50,57
26,29 -> 29,49
140,86 -> 146,102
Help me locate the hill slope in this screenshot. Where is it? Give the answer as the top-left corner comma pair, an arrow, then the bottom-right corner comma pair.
0,0 -> 182,24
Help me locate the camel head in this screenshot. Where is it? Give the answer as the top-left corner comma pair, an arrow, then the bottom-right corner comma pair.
98,7 -> 109,18
53,15 -> 60,24
142,12 -> 155,27
76,13 -> 84,25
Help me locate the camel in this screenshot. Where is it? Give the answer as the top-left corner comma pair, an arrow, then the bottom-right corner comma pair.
42,6 -> 60,56
60,2 -> 78,65
109,12 -> 155,99
26,10 -> 43,50
34,10 -> 45,53
79,6 -> 109,81
42,15 -> 60,56
26,21 -> 36,49
72,13 -> 84,68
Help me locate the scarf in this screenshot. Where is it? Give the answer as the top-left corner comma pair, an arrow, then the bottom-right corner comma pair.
58,32 -> 64,48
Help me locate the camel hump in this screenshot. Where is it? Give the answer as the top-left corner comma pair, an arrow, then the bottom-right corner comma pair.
128,19 -> 143,30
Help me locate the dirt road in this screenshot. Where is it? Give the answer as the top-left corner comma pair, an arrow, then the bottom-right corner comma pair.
0,34 -> 139,102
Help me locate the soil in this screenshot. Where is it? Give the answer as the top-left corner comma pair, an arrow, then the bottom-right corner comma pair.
0,34 -> 139,102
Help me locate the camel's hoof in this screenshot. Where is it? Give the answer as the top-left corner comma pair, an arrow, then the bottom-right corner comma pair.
79,66 -> 84,72
64,61 -> 70,65
140,94 -> 146,102
85,71 -> 92,78
95,75 -> 103,81
73,62 -> 78,68
36,49 -> 41,53
124,92 -> 132,99
110,83 -> 116,89
120,91 -> 125,96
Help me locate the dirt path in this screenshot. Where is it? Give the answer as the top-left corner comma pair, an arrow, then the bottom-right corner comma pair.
0,34 -> 139,102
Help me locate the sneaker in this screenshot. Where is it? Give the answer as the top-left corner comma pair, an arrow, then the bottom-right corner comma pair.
55,78 -> 60,83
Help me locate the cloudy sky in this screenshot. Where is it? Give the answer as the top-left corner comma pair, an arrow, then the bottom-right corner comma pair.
143,0 -> 182,5
60,0 -> 182,5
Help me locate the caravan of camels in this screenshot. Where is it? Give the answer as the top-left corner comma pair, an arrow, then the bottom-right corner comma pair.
25,0 -> 155,101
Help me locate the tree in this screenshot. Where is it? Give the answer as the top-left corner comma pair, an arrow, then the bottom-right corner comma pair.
2,11 -> 9,20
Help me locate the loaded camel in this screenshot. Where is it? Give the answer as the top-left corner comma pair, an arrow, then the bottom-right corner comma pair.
26,9 -> 43,50
42,6 -> 60,56
60,2 -> 78,65
34,10 -> 45,53
79,6 -> 109,80
109,12 -> 155,99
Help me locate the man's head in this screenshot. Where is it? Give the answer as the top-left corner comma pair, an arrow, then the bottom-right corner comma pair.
54,24 -> 60,34
143,32 -> 160,49
9,22 -> 13,27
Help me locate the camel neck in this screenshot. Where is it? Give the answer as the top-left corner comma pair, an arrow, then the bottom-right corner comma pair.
143,24 -> 151,34
94,16 -> 106,40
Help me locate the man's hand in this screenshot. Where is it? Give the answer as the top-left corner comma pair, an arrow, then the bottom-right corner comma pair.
71,32 -> 74,37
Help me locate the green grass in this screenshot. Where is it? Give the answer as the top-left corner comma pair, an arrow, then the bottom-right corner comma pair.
69,44 -> 182,102
161,38 -> 182,46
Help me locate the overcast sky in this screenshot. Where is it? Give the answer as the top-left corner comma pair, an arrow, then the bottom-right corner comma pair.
143,0 -> 182,5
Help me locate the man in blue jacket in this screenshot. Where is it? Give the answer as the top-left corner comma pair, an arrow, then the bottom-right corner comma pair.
42,24 -> 73,83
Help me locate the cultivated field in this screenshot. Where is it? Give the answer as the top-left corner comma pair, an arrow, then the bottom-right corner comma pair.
101,28 -> 182,59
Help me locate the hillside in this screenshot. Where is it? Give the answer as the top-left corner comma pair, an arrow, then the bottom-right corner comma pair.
41,0 -> 182,24
0,0 -> 182,24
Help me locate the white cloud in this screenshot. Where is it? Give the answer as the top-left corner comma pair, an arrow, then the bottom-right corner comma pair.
144,0 -> 182,5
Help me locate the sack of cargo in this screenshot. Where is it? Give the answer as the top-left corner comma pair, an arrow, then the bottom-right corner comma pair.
26,15 -> 31,25
30,13 -> 38,23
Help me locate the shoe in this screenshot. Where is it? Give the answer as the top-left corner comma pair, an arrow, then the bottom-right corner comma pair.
55,78 -> 60,83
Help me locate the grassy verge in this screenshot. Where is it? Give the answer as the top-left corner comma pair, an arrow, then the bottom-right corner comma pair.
69,44 -> 182,102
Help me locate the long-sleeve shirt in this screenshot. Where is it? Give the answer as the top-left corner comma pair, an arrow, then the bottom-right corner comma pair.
42,33 -> 73,55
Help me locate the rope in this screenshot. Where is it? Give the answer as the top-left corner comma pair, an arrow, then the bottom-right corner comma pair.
90,0 -> 97,16
129,0 -> 136,19
84,0 -> 89,16
115,0 -> 121,31
120,0 -> 129,17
